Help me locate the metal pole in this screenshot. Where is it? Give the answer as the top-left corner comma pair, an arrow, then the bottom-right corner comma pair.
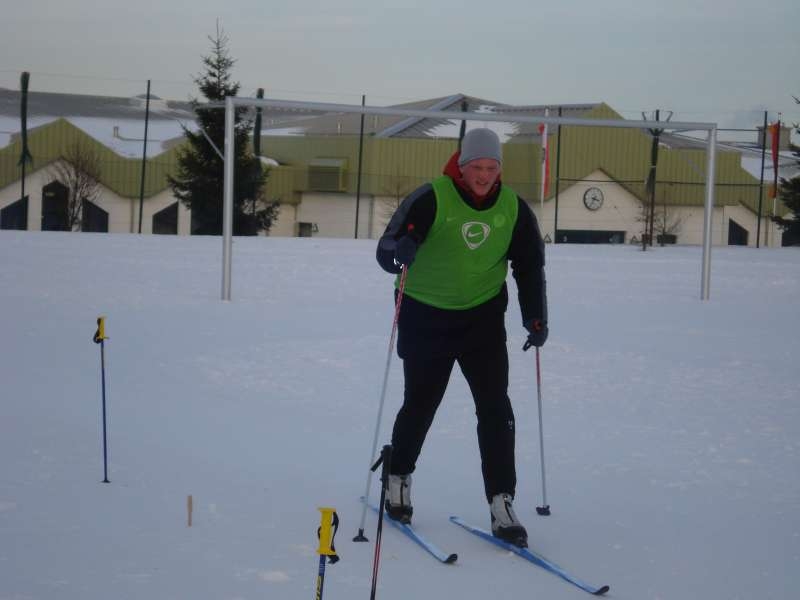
701,126 -> 717,300
553,106 -> 563,243
254,88 -> 263,156
138,80 -> 151,234
458,99 -> 468,149
756,111 -> 767,248
354,265 -> 409,541
100,339 -> 110,483
18,71 -> 31,210
222,96 -> 713,132
20,161 -> 26,207
354,94 -> 366,239
316,555 -> 327,600
539,108 -> 549,231
369,445 -> 392,600
217,96 -> 717,302
649,110 -> 660,247
534,347 -> 550,515
93,316 -> 110,483
222,96 -> 234,301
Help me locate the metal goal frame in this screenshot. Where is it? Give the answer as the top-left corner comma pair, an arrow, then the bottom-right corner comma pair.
221,96 -> 718,300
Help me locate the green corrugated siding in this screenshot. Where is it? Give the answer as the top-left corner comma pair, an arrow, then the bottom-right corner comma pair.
0,118 -> 179,198
363,137 -> 457,194
260,135 -> 457,198
263,165 -> 299,205
0,114 -> 778,216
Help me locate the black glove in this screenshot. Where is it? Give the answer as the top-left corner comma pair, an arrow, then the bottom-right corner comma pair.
523,319 -> 548,351
394,235 -> 418,266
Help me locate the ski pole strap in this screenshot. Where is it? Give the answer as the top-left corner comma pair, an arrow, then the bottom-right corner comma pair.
93,316 -> 107,344
317,507 -> 340,564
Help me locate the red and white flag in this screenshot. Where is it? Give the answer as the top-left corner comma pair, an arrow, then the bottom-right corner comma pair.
538,119 -> 550,199
768,122 -> 780,199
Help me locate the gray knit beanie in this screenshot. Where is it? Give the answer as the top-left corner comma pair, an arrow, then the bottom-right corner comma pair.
458,128 -> 502,167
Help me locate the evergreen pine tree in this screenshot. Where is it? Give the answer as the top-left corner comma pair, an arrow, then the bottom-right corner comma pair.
168,27 -> 278,235
774,169 -> 799,244
771,96 -> 800,245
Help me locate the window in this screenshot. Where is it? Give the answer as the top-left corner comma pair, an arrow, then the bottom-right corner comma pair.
153,203 -> 178,235
82,200 -> 109,233
308,158 -> 347,192
41,181 -> 70,231
0,196 -> 28,230
656,234 -> 677,245
728,219 -> 748,246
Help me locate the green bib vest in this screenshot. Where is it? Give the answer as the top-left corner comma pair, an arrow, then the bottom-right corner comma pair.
398,176 -> 519,310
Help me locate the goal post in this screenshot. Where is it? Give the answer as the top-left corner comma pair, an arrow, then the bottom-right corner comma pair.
221,96 -> 718,301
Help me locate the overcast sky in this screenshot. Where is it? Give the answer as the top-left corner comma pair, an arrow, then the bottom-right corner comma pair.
1,0 -> 798,130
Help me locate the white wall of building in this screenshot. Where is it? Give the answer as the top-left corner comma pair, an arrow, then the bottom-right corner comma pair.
295,192 -> 377,239
643,203 -> 777,247
3,166 -> 783,246
268,203 -> 297,237
535,170 -> 642,243
130,189 -> 191,235
0,164 -> 191,235
1,166 -> 51,231
531,169 -> 780,247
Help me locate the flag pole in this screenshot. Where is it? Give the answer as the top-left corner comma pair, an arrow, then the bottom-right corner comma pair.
539,108 -> 549,230
772,116 -> 781,224
756,111 -> 767,248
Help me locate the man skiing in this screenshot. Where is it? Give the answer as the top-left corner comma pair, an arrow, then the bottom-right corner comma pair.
375,127 -> 548,548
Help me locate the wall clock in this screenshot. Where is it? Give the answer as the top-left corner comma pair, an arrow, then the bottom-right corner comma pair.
583,187 -> 604,211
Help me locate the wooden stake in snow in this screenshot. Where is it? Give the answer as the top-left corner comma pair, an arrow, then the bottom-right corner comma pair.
187,495 -> 193,527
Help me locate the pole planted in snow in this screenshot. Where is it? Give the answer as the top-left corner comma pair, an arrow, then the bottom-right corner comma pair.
93,317 -> 110,483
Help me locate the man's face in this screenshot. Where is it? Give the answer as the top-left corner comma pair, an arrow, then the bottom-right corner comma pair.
460,158 -> 501,197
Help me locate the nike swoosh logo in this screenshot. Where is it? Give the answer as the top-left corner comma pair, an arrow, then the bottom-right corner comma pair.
467,231 -> 482,238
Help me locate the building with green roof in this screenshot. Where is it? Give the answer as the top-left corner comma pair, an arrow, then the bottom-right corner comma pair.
0,88 -> 791,246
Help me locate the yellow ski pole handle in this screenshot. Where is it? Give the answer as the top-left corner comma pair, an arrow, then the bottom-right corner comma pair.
316,507 -> 338,557
93,316 -> 108,344
315,507 -> 339,600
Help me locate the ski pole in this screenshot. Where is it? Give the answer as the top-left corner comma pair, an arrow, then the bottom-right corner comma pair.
315,507 -> 340,600
354,265 -> 409,542
369,445 -> 392,600
534,347 -> 550,515
93,316 -> 110,484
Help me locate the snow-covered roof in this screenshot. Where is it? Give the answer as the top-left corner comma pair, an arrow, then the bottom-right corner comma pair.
257,93 -> 601,140
0,88 -> 194,158
0,87 -> 307,159
741,153 -> 800,182
661,131 -> 799,182
0,88 -> 603,161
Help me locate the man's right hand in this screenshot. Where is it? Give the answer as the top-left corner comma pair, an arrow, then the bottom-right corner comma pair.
394,236 -> 418,266
523,319 -> 548,351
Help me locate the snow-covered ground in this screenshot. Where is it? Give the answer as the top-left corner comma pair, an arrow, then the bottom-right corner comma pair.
1,232 -> 798,600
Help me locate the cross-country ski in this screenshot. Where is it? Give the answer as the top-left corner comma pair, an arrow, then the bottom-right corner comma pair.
450,516 -> 610,596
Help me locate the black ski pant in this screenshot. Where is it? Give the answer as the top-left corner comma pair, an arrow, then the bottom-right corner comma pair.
389,340 -> 516,503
